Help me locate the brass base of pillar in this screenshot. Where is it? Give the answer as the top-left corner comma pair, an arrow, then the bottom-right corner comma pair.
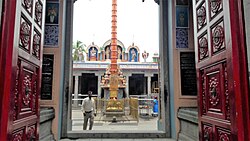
106,99 -> 124,112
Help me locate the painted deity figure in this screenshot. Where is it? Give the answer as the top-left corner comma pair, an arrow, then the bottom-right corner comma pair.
106,47 -> 110,59
142,50 -> 149,62
90,47 -> 96,57
131,49 -> 136,62
118,47 -> 122,59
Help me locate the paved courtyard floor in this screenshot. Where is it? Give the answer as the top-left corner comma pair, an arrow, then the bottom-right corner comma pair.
72,109 -> 158,131
61,109 -> 175,141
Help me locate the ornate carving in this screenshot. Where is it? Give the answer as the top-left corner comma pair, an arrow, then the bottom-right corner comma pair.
210,0 -> 222,14
44,25 -> 59,46
224,63 -> 230,120
12,131 -> 23,141
13,60 -> 21,121
209,77 -> 220,106
201,70 -> 206,114
199,36 -> 208,60
20,18 -> 31,51
32,77 -> 37,113
203,125 -> 212,140
35,0 -> 43,27
176,28 -> 188,48
218,130 -> 230,141
27,126 -> 36,140
22,75 -> 32,106
197,5 -> 206,29
32,30 -> 41,59
22,0 -> 33,15
212,25 -> 224,53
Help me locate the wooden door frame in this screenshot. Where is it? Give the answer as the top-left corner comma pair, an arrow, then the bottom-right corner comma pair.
0,0 -> 17,140
60,0 -> 172,139
229,0 -> 250,140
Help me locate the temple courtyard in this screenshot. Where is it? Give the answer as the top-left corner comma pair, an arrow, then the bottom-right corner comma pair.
71,109 -> 158,131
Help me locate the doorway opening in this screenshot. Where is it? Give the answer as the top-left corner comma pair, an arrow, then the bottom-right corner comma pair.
68,0 -> 164,136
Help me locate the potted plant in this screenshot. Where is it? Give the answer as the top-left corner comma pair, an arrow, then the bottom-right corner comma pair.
48,7 -> 57,23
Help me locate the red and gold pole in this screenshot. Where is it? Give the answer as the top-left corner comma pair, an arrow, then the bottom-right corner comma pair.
110,0 -> 118,74
109,0 -> 118,98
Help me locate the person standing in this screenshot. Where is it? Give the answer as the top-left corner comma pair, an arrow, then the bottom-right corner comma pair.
81,91 -> 96,130
152,96 -> 158,117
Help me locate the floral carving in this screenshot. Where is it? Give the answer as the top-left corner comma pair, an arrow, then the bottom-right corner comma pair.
224,63 -> 230,120
209,77 -> 220,106
23,75 -> 32,106
27,126 -> 36,140
32,79 -> 37,113
210,0 -> 222,14
201,70 -> 206,114
44,25 -> 59,46
32,31 -> 41,59
13,131 -> 23,141
35,0 -> 43,27
176,28 -> 188,48
203,125 -> 212,140
197,5 -> 206,29
199,36 -> 208,60
22,0 -> 33,15
20,18 -> 31,51
218,130 -> 230,141
13,60 -> 21,121
212,25 -> 224,53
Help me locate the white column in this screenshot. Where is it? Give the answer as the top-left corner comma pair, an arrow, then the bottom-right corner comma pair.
125,76 -> 129,98
74,75 -> 79,105
147,76 -> 151,97
98,75 -> 101,98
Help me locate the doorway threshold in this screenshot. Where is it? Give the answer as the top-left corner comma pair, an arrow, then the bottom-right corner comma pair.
67,130 -> 167,139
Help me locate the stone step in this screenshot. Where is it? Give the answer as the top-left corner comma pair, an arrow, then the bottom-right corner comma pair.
60,138 -> 175,141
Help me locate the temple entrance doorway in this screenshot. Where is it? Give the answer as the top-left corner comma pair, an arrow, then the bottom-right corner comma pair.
80,73 -> 98,95
129,74 -> 146,96
68,0 -> 162,137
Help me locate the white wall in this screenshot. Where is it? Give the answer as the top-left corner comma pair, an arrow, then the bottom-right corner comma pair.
0,0 -> 2,29
243,0 -> 250,81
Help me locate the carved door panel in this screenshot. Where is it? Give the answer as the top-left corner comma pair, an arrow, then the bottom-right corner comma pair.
10,0 -> 45,140
193,0 -> 249,141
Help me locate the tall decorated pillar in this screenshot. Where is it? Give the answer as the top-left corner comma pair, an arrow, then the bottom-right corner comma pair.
109,0 -> 119,99
110,0 -> 118,74
100,0 -> 126,115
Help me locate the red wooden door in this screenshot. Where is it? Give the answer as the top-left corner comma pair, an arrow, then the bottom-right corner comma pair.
193,0 -> 250,141
0,0 -> 45,140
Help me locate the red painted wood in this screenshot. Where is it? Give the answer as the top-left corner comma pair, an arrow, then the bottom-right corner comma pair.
1,0 -> 45,140
193,0 -> 250,140
229,0 -> 250,140
0,0 -> 17,140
